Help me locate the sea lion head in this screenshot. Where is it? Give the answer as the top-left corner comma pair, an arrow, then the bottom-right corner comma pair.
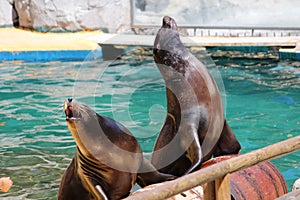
63,98 -> 141,165
64,98 -> 96,123
162,16 -> 178,31
154,16 -> 180,51
64,98 -> 101,151
153,16 -> 189,82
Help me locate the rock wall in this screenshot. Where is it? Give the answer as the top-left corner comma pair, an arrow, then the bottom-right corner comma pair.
0,0 -> 13,27
0,0 -> 132,32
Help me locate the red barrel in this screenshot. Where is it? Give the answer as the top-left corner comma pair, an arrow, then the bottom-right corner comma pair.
201,155 -> 288,200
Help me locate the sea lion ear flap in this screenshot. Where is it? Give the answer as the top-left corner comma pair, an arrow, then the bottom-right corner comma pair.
213,120 -> 241,157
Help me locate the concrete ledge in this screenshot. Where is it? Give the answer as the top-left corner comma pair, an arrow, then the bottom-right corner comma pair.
91,33 -> 300,47
0,28 -> 101,51
0,28 -> 102,61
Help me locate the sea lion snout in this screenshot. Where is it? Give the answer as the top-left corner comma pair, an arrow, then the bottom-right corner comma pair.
64,98 -> 81,121
162,16 -> 178,30
64,99 -> 74,120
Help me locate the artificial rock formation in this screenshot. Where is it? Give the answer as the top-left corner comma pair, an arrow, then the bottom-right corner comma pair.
0,0 -> 13,27
0,0 -> 131,32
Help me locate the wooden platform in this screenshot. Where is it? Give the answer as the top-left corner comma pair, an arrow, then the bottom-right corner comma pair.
91,33 -> 300,47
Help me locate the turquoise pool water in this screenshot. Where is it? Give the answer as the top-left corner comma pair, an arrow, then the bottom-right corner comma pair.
0,47 -> 299,199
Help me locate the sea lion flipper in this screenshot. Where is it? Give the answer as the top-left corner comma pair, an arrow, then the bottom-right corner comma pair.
137,158 -> 176,187
183,136 -> 202,175
213,120 -> 241,157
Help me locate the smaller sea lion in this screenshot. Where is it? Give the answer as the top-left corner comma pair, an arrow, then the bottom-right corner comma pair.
58,98 -> 174,200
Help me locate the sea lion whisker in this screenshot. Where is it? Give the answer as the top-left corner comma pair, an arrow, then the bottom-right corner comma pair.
75,103 -> 94,121
66,117 -> 80,121
80,107 -> 93,121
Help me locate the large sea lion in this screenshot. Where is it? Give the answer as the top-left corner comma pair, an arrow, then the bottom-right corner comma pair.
151,16 -> 241,176
58,98 -> 174,200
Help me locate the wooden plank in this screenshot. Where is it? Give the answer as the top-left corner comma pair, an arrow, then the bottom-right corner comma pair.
202,181 -> 215,200
91,33 -> 300,47
215,174 -> 231,200
124,136 -> 300,200
201,174 -> 231,200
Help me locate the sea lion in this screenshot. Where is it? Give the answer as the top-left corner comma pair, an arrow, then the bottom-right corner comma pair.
58,98 -> 174,200
151,16 -> 241,176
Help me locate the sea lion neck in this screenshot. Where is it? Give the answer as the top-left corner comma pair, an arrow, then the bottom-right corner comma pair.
166,88 -> 181,125
66,122 -> 91,156
153,29 -> 182,56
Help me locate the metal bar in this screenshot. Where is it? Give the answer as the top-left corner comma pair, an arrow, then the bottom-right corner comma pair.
131,24 -> 300,30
